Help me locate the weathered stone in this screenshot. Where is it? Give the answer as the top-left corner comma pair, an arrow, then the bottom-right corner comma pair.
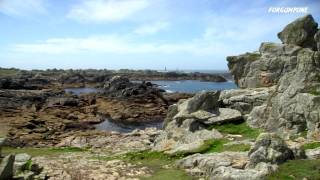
278,14 -> 318,49
163,104 -> 178,128
315,30 -> 320,50
211,162 -> 277,180
0,154 -> 15,180
219,87 -> 274,115
248,133 -> 294,167
204,108 -> 242,125
14,153 -> 31,173
247,49 -> 320,135
305,147 -> 320,159
227,43 -> 301,88
177,152 -> 249,177
173,91 -> 220,121
153,120 -> 223,154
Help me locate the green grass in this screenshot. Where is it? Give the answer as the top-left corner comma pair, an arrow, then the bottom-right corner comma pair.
309,86 -> 320,96
200,139 -> 228,153
209,121 -> 261,139
302,142 -> 320,150
223,143 -> 251,152
2,147 -> 86,157
199,139 -> 251,153
267,160 -> 320,180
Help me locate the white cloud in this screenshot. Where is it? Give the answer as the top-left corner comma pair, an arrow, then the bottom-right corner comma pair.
67,0 -> 150,23
13,35 -> 232,56
134,21 -> 169,35
0,0 -> 46,17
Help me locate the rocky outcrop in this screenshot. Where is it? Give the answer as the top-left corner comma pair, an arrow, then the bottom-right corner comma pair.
153,91 -> 244,154
0,89 -> 64,113
103,76 -> 166,99
247,48 -> 320,136
227,43 -> 302,88
227,14 -> 320,138
0,77 -> 51,90
278,14 -> 318,50
247,133 -> 294,167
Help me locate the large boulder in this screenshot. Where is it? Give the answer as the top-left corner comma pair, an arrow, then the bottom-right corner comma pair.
153,119 -> 223,154
247,133 -> 294,167
14,153 -> 31,173
177,152 -> 249,176
0,154 -> 15,179
210,162 -> 277,180
278,14 -> 318,49
154,91 -> 244,154
164,91 -> 242,126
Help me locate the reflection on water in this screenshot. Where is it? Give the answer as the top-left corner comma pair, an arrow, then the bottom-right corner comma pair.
151,80 -> 237,93
133,80 -> 237,93
65,87 -> 102,95
94,118 -> 163,133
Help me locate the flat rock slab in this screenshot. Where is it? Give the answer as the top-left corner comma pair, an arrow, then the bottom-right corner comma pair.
204,108 -> 242,125
177,152 -> 249,176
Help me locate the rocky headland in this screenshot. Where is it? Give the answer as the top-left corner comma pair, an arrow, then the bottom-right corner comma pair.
1,14 -> 320,180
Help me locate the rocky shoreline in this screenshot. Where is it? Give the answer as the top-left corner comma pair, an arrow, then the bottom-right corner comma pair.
1,14 -> 320,180
0,68 -> 229,90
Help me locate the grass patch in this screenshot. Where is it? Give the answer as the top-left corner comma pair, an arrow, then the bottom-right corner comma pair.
223,143 -> 251,152
199,139 -> 251,153
302,142 -> 320,150
209,121 -> 260,139
267,159 -> 320,180
2,147 -> 86,157
309,86 -> 320,96
200,139 -> 228,153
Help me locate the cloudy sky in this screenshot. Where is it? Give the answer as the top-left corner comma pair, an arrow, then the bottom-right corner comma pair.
0,0 -> 319,70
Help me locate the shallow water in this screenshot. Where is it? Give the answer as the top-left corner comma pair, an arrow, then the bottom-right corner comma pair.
69,81 -> 237,132
149,80 -> 237,93
65,87 -> 102,95
94,119 -> 163,133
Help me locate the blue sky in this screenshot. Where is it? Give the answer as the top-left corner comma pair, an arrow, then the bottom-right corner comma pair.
0,0 -> 319,70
